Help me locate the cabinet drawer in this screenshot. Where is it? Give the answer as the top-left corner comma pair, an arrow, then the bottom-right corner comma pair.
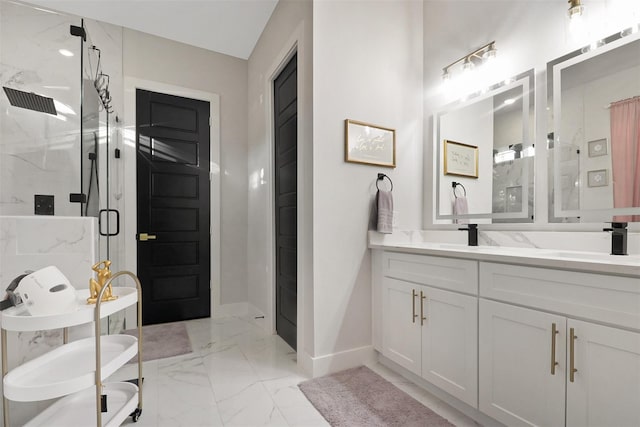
383,252 -> 478,295
480,262 -> 640,331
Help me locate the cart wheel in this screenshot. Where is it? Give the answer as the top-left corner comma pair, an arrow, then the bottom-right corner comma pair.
131,408 -> 142,422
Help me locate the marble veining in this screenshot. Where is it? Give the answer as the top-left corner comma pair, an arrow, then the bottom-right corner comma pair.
377,228 -> 640,254
0,216 -> 97,285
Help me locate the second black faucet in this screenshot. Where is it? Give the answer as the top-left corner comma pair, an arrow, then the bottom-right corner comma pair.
458,223 -> 478,246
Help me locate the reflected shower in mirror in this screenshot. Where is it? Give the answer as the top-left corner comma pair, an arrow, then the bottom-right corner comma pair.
549,32 -> 640,222
435,69 -> 535,223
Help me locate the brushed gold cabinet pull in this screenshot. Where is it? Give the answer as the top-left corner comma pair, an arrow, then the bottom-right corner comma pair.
412,290 -> 418,323
569,327 -> 578,382
139,233 -> 157,241
551,323 -> 559,375
420,291 -> 426,326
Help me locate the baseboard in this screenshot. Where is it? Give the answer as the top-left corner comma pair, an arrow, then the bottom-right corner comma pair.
299,350 -> 314,377
378,354 -> 504,427
308,345 -> 376,377
213,302 -> 248,318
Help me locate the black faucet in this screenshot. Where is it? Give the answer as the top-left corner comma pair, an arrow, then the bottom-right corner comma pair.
458,224 -> 478,246
603,222 -> 628,256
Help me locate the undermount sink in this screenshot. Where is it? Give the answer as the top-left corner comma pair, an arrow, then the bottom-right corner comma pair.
431,243 -> 479,250
545,251 -> 639,262
425,244 -> 527,253
413,243 -> 639,263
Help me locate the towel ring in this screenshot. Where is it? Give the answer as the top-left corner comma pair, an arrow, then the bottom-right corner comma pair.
376,173 -> 393,191
452,181 -> 466,198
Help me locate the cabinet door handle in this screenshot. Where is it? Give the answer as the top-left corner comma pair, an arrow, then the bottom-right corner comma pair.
551,322 -> 559,375
412,289 -> 418,323
420,291 -> 426,326
569,327 -> 578,382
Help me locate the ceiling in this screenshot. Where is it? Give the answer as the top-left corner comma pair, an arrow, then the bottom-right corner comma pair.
22,0 -> 279,60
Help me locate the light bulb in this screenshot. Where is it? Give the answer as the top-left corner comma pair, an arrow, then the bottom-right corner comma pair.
482,44 -> 497,61
462,58 -> 474,72
568,0 -> 584,20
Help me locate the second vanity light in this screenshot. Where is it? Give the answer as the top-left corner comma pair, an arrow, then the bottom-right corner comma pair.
441,41 -> 497,83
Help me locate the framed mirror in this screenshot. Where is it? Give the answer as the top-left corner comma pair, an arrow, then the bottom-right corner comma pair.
549,31 -> 640,223
434,69 -> 535,223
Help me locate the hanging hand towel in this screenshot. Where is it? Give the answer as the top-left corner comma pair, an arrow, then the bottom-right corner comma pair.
377,190 -> 393,234
453,196 -> 469,224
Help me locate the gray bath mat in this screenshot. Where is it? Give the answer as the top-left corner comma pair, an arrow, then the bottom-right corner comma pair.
299,366 -> 454,426
124,321 -> 193,362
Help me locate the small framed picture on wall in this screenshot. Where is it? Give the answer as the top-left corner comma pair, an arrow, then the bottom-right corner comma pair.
587,169 -> 608,187
344,119 -> 396,167
444,140 -> 478,178
587,138 -> 608,157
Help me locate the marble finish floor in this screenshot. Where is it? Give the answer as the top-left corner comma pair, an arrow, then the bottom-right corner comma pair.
113,315 -> 478,426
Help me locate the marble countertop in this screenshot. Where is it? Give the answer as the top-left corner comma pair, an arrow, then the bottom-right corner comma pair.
369,232 -> 640,278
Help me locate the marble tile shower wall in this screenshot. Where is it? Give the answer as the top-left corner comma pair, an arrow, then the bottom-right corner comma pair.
0,215 -> 98,423
0,1 -> 83,216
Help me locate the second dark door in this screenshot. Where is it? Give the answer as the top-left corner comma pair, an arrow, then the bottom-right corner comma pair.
274,54 -> 298,350
136,89 -> 211,325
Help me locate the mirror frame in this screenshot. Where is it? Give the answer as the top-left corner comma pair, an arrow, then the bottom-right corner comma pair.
434,68 -> 535,222
548,29 -> 640,220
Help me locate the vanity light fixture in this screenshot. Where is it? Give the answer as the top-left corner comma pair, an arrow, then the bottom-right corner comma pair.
441,41 -> 497,83
568,0 -> 584,20
482,43 -> 497,60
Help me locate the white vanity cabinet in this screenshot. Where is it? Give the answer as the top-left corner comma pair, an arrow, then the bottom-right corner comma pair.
371,240 -> 640,427
479,299 -> 566,426
479,262 -> 640,427
378,252 -> 478,407
565,319 -> 640,427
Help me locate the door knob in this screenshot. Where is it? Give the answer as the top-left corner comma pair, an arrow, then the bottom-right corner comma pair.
138,233 -> 157,241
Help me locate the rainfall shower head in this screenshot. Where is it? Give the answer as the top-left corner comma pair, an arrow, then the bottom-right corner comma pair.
2,86 -> 57,115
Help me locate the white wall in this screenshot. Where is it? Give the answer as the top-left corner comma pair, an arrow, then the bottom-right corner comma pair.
423,0 -> 640,227
122,30 -> 249,306
246,0 -> 314,360
312,0 -> 423,372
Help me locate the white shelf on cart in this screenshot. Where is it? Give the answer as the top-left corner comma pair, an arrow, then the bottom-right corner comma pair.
24,381 -> 139,427
4,334 -> 137,401
0,287 -> 137,332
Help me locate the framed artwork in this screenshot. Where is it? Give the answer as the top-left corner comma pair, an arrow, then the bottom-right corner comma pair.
344,119 -> 396,167
587,138 -> 608,157
444,140 -> 478,178
587,169 -> 608,187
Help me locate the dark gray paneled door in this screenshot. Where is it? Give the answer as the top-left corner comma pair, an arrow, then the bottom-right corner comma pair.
274,54 -> 298,350
136,89 -> 210,325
